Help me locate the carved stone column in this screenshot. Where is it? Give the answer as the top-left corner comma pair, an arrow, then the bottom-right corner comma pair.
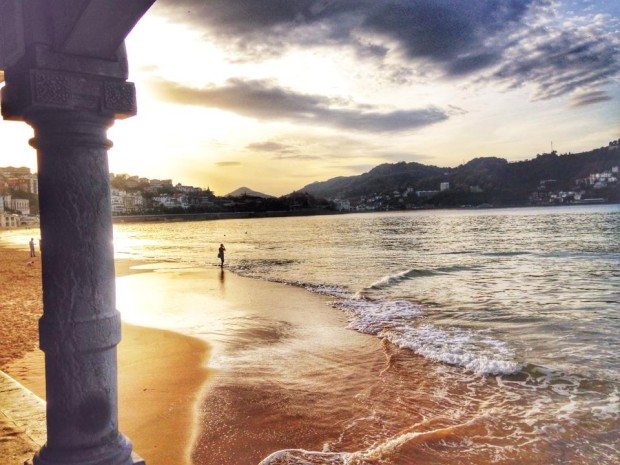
1,3 -> 154,464
28,110 -> 136,465
3,77 -> 141,464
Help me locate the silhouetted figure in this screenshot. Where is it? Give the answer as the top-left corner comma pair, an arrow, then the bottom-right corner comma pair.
218,243 -> 226,267
29,238 -> 36,258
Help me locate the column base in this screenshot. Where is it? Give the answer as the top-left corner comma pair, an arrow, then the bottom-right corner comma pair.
27,456 -> 143,465
131,452 -> 146,465
33,434 -> 139,465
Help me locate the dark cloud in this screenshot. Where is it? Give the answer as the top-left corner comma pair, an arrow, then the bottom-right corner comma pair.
246,141 -> 322,160
446,105 -> 469,116
150,78 -> 448,132
570,89 -> 613,107
157,0 -> 534,72
274,154 -> 323,160
489,23 -> 620,101
246,140 -> 321,159
246,141 -> 295,153
155,0 -> 619,101
215,161 -> 242,166
361,1 -> 531,62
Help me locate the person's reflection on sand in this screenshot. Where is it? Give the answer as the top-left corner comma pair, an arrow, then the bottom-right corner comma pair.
219,267 -> 226,293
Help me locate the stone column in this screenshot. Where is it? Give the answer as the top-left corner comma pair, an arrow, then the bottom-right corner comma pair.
27,110 -> 135,465
1,3 -> 154,463
1,39 -> 145,465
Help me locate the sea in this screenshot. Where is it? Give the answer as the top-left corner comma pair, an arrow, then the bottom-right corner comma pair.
3,204 -> 619,464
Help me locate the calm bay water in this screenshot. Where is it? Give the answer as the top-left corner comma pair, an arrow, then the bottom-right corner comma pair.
3,204 -> 619,463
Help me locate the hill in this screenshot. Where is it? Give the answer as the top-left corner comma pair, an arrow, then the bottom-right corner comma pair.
226,187 -> 274,199
296,143 -> 620,206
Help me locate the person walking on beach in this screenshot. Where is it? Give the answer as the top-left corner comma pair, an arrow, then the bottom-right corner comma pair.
217,243 -> 226,267
29,238 -> 36,258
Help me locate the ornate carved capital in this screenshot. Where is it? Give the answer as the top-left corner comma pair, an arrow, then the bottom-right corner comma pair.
1,67 -> 136,121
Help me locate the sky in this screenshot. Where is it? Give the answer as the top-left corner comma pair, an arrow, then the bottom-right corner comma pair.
1,0 -> 619,196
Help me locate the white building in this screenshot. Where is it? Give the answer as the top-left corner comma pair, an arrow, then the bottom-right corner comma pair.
9,198 -> 30,215
111,189 -> 145,214
123,193 -> 144,213
0,187 -> 33,216
0,196 -> 20,228
335,199 -> 351,211
440,182 -> 450,191
416,190 -> 439,198
111,189 -> 126,214
0,213 -> 20,228
153,195 -> 183,209
175,183 -> 202,194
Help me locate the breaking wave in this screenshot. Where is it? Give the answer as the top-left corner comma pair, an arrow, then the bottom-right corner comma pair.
364,264 -> 478,291
230,261 -> 521,376
258,417 -> 484,465
339,297 -> 521,376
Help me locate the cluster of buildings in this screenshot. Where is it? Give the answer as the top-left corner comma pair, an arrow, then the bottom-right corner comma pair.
108,173 -> 220,215
0,167 -> 37,228
110,189 -> 146,214
530,166 -> 619,205
336,181 -> 456,212
149,191 -> 217,211
576,166 -> 619,190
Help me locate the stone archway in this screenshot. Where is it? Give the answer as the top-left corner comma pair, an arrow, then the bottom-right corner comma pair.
1,2 -> 155,464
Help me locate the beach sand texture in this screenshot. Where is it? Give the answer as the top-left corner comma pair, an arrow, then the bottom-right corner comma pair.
0,245 -> 209,465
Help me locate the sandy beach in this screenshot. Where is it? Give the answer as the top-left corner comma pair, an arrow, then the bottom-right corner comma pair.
0,245 -> 210,465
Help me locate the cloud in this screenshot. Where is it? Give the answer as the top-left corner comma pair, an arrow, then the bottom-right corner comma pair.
569,89 -> 613,107
274,154 -> 323,160
155,0 -> 619,101
215,161 -> 242,166
157,1 -> 534,72
246,141 -> 296,153
246,140 -> 321,159
488,14 -> 620,100
150,78 -> 448,132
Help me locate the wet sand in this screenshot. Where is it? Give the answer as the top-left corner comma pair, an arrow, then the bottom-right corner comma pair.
115,264 -> 620,465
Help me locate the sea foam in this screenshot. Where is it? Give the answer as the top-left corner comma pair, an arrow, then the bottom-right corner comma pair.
339,296 -> 521,376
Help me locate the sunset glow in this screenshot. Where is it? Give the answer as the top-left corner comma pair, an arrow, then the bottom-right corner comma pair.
1,0 -> 618,195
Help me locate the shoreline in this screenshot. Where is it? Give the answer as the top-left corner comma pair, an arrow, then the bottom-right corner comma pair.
112,209 -> 343,224
1,203 -> 616,230
113,264 -> 388,465
112,201 -> 620,224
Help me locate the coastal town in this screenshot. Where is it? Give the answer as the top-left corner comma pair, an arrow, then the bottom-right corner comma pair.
1,141 -> 618,228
